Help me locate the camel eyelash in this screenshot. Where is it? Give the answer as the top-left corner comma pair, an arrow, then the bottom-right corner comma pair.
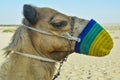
50,21 -> 68,28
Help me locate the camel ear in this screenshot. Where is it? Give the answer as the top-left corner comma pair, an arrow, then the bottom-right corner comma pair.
23,4 -> 38,25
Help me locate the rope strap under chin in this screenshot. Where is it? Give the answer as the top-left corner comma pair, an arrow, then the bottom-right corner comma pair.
15,51 -> 57,62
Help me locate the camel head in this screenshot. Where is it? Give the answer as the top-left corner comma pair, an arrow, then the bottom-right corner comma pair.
22,4 -> 113,61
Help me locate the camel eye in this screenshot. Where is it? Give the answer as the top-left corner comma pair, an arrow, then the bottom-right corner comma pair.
50,21 -> 67,28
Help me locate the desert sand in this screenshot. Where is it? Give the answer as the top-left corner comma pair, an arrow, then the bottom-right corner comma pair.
0,25 -> 120,80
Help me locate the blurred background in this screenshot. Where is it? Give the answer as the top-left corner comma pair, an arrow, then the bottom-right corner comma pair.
0,0 -> 120,24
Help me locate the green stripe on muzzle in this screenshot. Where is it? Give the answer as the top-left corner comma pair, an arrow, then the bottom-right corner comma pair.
80,23 -> 103,54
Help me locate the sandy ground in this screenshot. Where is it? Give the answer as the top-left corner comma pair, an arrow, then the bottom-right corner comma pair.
0,26 -> 120,80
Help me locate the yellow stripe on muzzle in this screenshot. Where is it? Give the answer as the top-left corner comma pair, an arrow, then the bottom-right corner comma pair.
89,29 -> 113,56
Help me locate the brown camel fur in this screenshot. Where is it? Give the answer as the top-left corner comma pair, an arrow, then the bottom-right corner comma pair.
0,4 -> 89,80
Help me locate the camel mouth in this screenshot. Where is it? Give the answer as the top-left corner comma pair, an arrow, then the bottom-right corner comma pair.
49,50 -> 73,61
50,50 -> 73,61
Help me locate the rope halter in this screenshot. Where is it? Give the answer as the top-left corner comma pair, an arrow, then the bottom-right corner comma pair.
14,17 -> 80,62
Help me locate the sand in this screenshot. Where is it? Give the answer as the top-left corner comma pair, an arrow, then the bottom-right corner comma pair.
0,26 -> 120,80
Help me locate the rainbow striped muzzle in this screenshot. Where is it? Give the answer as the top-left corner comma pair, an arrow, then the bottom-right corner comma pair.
75,19 -> 113,57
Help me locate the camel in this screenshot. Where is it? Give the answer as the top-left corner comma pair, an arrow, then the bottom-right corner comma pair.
0,4 -> 102,80
0,4 -> 89,80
